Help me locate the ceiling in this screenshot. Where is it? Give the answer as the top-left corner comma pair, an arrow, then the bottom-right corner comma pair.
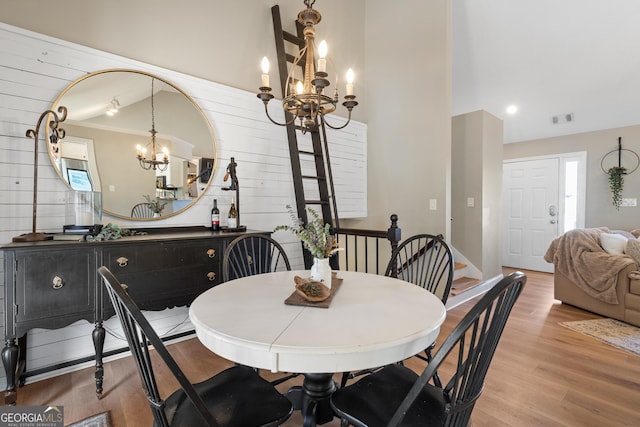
451,0 -> 640,144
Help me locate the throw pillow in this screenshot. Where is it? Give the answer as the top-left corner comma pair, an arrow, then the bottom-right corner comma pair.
600,232 -> 628,255
609,229 -> 636,239
625,238 -> 640,266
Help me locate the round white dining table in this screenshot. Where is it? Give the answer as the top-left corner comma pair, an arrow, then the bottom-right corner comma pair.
189,270 -> 446,426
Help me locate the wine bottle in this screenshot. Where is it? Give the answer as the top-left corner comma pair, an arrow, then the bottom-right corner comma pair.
211,199 -> 220,231
228,196 -> 238,229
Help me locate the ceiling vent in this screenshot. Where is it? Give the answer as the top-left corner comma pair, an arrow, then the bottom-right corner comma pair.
552,113 -> 574,124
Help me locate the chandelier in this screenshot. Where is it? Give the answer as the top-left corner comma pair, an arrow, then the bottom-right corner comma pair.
136,78 -> 169,171
257,0 -> 358,133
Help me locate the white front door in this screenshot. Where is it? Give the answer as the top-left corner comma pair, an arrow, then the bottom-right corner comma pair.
502,158 -> 559,272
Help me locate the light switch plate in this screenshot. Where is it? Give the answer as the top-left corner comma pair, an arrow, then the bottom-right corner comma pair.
467,197 -> 475,208
429,199 -> 437,210
621,198 -> 637,207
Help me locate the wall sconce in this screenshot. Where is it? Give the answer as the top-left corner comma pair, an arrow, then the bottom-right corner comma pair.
13,106 -> 68,242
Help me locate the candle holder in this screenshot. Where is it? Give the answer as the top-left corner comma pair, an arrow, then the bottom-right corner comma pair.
222,157 -> 247,232
13,106 -> 67,242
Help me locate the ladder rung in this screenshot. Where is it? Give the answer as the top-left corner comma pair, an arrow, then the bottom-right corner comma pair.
286,53 -> 300,64
305,200 -> 330,205
298,150 -> 321,156
302,175 -> 325,181
283,31 -> 304,46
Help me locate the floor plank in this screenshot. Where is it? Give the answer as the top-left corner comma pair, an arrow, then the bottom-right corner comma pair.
13,269 -> 640,426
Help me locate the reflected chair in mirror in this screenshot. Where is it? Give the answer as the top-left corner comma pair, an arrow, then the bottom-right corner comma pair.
222,234 -> 298,386
331,271 -> 526,427
97,266 -> 293,427
223,234 -> 291,282
341,234 -> 454,388
131,203 -> 155,218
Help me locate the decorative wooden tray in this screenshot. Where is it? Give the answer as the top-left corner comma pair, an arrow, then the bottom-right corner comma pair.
284,275 -> 343,308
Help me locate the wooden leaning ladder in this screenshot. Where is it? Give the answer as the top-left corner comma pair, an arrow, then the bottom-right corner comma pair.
270,5 -> 340,269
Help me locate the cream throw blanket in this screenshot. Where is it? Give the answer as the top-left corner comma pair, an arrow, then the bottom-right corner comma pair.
544,228 -> 634,304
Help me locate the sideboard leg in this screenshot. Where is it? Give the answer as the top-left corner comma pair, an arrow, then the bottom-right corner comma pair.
92,323 -> 105,399
2,339 -> 20,405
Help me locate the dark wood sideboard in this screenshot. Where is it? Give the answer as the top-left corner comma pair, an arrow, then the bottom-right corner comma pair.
1,227 -> 261,405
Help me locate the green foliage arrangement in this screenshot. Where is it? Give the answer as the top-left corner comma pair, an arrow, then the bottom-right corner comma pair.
274,205 -> 340,259
86,223 -> 147,241
607,166 -> 626,211
143,194 -> 167,214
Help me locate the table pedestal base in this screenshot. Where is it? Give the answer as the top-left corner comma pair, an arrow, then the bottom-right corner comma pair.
286,373 -> 337,426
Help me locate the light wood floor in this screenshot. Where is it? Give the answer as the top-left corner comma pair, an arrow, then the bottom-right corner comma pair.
13,269 -> 640,426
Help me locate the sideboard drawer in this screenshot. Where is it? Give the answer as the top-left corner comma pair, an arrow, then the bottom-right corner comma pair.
14,248 -> 94,324
102,239 -> 224,310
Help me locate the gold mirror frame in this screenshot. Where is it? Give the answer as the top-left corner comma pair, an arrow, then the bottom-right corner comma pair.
49,69 -> 217,220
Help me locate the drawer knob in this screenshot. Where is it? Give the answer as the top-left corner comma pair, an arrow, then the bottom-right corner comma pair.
206,249 -> 216,258
207,272 -> 216,282
52,276 -> 64,289
116,257 -> 129,267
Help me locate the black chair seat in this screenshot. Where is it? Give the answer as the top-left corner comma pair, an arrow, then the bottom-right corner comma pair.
162,365 -> 293,427
331,364 -> 447,427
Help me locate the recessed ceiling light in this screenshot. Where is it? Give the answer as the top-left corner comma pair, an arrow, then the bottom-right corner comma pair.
506,105 -> 518,115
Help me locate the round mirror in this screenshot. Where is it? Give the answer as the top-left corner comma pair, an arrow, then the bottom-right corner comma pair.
49,69 -> 217,220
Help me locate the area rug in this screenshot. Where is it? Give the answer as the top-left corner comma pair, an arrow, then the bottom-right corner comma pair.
66,411 -> 112,427
560,318 -> 640,356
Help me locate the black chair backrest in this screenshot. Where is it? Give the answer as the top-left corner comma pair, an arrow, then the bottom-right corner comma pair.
390,271 -> 526,427
385,234 -> 454,304
131,203 -> 155,218
97,266 -> 219,427
223,234 -> 291,282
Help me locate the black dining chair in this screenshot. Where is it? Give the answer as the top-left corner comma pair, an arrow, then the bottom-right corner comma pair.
341,234 -> 454,388
97,266 -> 293,427
331,271 -> 526,427
223,234 -> 292,282
385,234 -> 454,304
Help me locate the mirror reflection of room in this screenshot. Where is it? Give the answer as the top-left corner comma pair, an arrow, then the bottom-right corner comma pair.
50,70 -> 216,219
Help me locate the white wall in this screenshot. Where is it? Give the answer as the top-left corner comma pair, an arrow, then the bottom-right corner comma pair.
346,0 -> 452,239
451,110 -> 503,279
504,125 -> 640,231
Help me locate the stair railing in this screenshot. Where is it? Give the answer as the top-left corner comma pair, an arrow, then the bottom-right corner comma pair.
335,214 -> 401,274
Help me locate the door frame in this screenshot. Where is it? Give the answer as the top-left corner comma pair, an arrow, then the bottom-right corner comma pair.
502,151 -> 587,264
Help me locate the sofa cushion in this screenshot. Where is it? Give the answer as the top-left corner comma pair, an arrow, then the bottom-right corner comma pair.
624,238 -> 640,266
629,275 -> 640,296
601,232 -> 628,255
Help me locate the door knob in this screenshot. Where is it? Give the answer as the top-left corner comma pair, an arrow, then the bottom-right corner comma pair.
550,219 -> 557,224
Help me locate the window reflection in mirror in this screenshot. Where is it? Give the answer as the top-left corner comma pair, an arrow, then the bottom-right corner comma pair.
49,69 -> 217,220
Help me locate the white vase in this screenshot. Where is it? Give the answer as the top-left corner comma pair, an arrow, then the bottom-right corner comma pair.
310,257 -> 332,285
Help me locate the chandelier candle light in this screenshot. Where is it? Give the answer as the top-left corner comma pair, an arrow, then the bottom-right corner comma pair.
257,0 -> 358,133
136,78 -> 169,171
